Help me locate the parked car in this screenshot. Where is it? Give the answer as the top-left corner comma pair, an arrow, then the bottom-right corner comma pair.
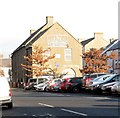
0,76 -> 13,109
82,73 -> 107,89
24,76 -> 50,90
65,77 -> 83,93
89,74 -> 113,87
101,74 -> 119,93
59,78 -> 70,92
34,81 -> 49,91
101,81 -> 117,93
24,78 -> 37,90
90,74 -> 120,93
48,78 -> 62,92
111,81 -> 120,94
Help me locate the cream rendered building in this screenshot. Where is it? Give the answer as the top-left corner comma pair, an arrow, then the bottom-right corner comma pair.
81,32 -> 109,52
12,16 -> 110,84
12,16 -> 83,83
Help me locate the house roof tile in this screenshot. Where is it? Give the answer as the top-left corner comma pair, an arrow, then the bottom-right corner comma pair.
107,39 -> 120,51
81,38 -> 94,46
12,23 -> 52,54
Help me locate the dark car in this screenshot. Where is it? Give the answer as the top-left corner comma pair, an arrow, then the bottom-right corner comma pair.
65,77 -> 83,93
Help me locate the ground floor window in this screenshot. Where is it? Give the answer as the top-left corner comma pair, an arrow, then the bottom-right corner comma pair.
64,48 -> 72,61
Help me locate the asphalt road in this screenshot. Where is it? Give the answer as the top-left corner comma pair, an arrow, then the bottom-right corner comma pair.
1,88 -> 120,118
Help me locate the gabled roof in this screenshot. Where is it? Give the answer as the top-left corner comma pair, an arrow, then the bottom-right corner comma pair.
101,39 -> 119,55
55,22 -> 81,45
12,23 -> 52,54
105,39 -> 118,49
26,25 -> 52,46
29,22 -> 79,45
12,19 -> 80,55
81,38 -> 94,46
107,39 -> 119,51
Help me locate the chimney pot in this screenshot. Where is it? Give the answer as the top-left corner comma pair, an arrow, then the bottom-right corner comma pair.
30,29 -> 35,35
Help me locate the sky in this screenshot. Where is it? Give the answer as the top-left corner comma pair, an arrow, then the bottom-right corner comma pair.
0,0 -> 119,58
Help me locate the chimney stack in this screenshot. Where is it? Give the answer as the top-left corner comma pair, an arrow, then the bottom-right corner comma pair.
46,16 -> 53,26
94,32 -> 103,39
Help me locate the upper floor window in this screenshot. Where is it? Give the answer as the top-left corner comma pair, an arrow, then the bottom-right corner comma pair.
47,35 -> 68,47
64,48 -> 72,61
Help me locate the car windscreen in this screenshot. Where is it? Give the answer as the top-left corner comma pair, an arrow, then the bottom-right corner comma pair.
104,74 -> 117,82
93,75 -> 111,81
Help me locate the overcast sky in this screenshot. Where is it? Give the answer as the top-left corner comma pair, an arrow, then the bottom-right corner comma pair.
0,0 -> 119,58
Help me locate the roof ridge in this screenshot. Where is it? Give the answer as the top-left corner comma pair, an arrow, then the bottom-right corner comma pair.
12,23 -> 49,54
101,39 -> 119,54
81,37 -> 94,46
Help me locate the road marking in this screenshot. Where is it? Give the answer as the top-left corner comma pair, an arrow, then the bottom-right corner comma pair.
38,102 -> 88,116
61,108 -> 88,116
23,114 -> 27,116
38,103 -> 55,108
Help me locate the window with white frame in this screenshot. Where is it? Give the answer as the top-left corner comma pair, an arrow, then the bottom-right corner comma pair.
64,48 -> 72,61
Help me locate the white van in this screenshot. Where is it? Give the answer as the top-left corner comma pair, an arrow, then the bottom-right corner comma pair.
24,76 -> 52,90
0,76 -> 13,108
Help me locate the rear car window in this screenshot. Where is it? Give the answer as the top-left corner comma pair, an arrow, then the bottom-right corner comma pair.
29,79 -> 36,83
69,78 -> 81,83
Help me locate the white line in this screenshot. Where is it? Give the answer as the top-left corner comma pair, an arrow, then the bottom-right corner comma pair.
38,103 -> 55,108
61,108 -> 88,116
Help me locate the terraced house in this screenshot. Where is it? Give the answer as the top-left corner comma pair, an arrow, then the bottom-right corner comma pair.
102,39 -> 120,74
11,16 -> 110,84
81,32 -> 109,53
11,16 -> 83,84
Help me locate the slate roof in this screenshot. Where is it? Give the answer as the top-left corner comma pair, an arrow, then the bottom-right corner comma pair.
81,38 -> 94,46
107,39 -> 120,51
106,39 -> 118,49
12,20 -> 79,55
101,39 -> 119,55
12,23 -> 52,54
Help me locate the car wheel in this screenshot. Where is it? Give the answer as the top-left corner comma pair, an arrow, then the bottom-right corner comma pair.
44,87 -> 47,91
96,89 -> 102,95
7,102 -> 13,109
72,87 -> 79,93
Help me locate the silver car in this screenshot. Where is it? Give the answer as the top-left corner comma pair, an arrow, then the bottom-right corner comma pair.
101,81 -> 117,92
111,81 -> 120,94
34,81 -> 49,91
89,74 -> 119,93
89,74 -> 112,86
